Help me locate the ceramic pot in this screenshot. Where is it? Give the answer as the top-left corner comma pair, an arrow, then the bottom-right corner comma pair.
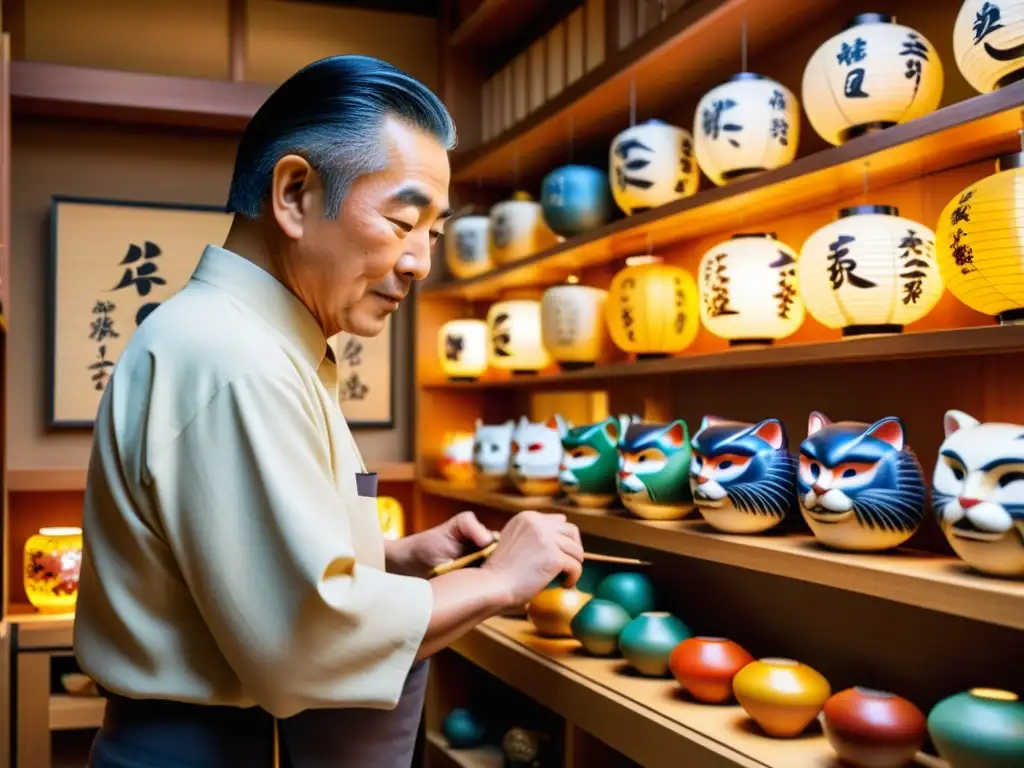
732,657 -> 831,738
928,688 -> 1024,768
593,571 -> 656,618
540,164 -> 613,237
444,215 -> 493,280
609,119 -> 699,215
669,637 -> 754,704
617,418 -> 695,521
570,598 -> 632,656
822,687 -> 926,768
541,283 -> 610,371
22,527 -> 83,613
489,191 -> 559,265
441,707 -> 486,748
527,587 -> 592,637
618,612 -> 692,677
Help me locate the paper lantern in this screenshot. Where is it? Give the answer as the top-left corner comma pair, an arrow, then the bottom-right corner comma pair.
540,165 -> 612,237
489,191 -> 559,265
936,152 -> 1024,324
439,431 -> 475,487
609,119 -> 699,214
438,319 -> 488,381
693,73 -> 800,186
698,234 -> 805,345
540,279 -> 609,369
606,256 -> 699,357
802,13 -> 943,146
23,527 -> 82,613
954,0 -> 1024,93
444,215 -> 493,280
487,299 -> 551,373
797,205 -> 943,336
376,496 -> 406,540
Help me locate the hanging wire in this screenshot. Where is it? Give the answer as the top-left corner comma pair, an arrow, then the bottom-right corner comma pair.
862,160 -> 871,203
740,12 -> 748,73
629,77 -> 637,127
568,114 -> 575,163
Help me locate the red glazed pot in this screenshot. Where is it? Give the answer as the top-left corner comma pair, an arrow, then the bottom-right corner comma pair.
668,636 -> 754,704
822,687 -> 926,768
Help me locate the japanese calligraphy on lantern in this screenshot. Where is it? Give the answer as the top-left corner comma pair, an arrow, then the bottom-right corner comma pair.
329,313 -> 394,428
48,197 -> 231,427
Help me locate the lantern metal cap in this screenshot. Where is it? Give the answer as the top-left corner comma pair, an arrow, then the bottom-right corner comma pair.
511,190 -> 533,202
844,13 -> 895,30
997,151 -> 1024,171
729,72 -> 767,82
839,204 -> 898,218
731,232 -> 777,240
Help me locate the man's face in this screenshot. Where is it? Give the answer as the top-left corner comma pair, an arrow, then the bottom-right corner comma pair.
285,117 -> 452,338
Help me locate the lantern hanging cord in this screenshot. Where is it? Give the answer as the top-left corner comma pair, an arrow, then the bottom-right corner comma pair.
862,160 -> 870,203
1019,126 -> 1024,153
629,78 -> 637,127
741,14 -> 748,73
569,114 -> 574,162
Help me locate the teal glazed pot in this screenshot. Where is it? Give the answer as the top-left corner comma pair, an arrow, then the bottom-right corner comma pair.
928,688 -> 1024,768
594,571 -> 656,618
618,612 -> 693,677
570,598 -> 632,656
540,164 -> 612,237
441,707 -> 486,749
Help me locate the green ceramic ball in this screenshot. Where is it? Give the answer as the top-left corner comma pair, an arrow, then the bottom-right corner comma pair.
618,612 -> 692,677
928,688 -> 1024,768
549,562 -> 612,594
441,707 -> 486,749
570,598 -> 632,656
594,571 -> 656,618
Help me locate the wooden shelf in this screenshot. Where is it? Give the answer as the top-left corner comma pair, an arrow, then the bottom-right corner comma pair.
453,617 -> 948,768
421,325 -> 1024,389
426,730 -> 504,768
434,82 -> 1024,299
449,0 -> 576,53
49,695 -> 105,732
376,461 -> 417,482
419,479 -> 1024,632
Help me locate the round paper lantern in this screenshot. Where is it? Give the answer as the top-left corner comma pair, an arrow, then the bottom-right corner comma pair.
797,205 -> 943,336
936,152 -> 1024,324
606,256 -> 700,357
540,164 -> 612,237
437,319 -> 488,381
540,280 -> 609,369
693,73 -> 800,186
697,233 -> 805,345
23,527 -> 82,613
376,496 -> 406,540
954,0 -> 1024,94
444,215 -> 492,280
489,191 -> 559,265
802,13 -> 943,146
487,299 -> 551,373
609,119 -> 699,214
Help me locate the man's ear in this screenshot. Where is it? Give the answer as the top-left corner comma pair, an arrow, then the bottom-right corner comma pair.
270,154 -> 316,241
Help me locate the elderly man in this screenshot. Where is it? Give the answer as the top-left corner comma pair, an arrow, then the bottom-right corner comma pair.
74,54 -> 583,768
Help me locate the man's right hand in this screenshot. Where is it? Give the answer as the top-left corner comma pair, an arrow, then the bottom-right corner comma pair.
481,510 -> 584,605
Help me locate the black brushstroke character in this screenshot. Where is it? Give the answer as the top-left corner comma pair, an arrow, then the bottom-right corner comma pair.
827,235 -> 877,290
112,241 -> 165,296
701,99 -> 743,148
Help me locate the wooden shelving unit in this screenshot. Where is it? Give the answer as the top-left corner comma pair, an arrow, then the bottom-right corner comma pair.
49,695 -> 105,732
426,730 -> 504,768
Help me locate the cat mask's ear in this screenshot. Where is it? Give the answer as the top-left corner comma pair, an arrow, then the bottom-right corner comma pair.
751,418 -> 785,450
503,419 -> 514,429
698,414 -> 725,433
517,415 -> 529,429
545,414 -> 567,434
807,411 -> 831,436
603,417 -> 621,446
475,418 -> 483,430
943,410 -> 979,437
664,419 -> 689,447
864,416 -> 905,451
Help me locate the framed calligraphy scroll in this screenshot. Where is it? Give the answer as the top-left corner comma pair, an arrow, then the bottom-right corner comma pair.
47,196 -> 232,428
328,314 -> 395,429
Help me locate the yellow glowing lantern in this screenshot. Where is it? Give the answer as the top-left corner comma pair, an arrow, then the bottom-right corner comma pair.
540,278 -> 609,369
698,234 -> 805,345
954,0 -> 1024,93
937,152 -> 1024,323
438,319 -> 488,381
486,299 -> 551,373
439,431 -> 476,487
606,256 -> 700,357
489,191 -> 559,266
376,496 -> 406,540
23,527 -> 82,613
694,73 -> 800,186
444,215 -> 493,280
802,13 -> 943,146
798,205 -> 943,336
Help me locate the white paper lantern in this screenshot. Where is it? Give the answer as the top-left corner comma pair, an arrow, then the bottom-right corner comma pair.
486,299 -> 551,373
540,280 -> 609,369
693,73 -> 800,187
698,234 -> 805,345
802,13 -> 943,146
438,319 -> 488,381
489,192 -> 559,265
798,205 -> 944,336
954,0 -> 1024,93
444,215 -> 493,280
609,119 -> 699,214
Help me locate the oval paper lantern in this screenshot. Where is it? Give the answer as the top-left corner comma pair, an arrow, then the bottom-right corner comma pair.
23,527 -> 82,613
540,281 -> 609,369
954,0 -> 1024,93
487,299 -> 551,373
802,13 -> 943,145
693,73 -> 800,186
437,319 -> 488,381
540,164 -> 612,237
444,215 -> 492,280
376,496 -> 406,540
936,152 -> 1024,324
609,119 -> 699,214
698,233 -> 805,345
607,257 -> 700,357
489,191 -> 559,265
797,205 -> 943,336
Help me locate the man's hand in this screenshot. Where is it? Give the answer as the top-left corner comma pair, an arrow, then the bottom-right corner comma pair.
386,511 -> 495,579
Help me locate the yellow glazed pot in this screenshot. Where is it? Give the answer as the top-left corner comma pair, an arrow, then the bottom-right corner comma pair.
526,587 -> 592,637
733,657 -> 831,738
23,527 -> 83,613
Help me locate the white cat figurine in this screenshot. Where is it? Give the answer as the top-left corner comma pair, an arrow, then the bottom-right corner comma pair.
510,414 -> 567,497
472,419 -> 514,492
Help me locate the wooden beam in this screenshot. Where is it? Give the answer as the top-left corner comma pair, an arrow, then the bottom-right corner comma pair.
229,0 -> 247,83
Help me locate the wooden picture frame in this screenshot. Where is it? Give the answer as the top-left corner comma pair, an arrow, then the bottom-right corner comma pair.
46,196 -> 232,428
328,313 -> 395,429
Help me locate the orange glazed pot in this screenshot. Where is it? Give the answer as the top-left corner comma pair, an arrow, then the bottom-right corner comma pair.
669,637 -> 754,704
732,657 -> 831,738
822,687 -> 926,768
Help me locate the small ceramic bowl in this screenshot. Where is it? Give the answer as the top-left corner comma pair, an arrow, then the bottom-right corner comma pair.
570,598 -> 632,656
527,587 -> 592,637
669,637 -> 754,704
618,612 -> 692,677
732,657 -> 831,737
822,687 -> 926,768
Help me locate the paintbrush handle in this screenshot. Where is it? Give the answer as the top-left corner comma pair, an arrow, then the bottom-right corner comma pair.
428,539 -> 649,578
